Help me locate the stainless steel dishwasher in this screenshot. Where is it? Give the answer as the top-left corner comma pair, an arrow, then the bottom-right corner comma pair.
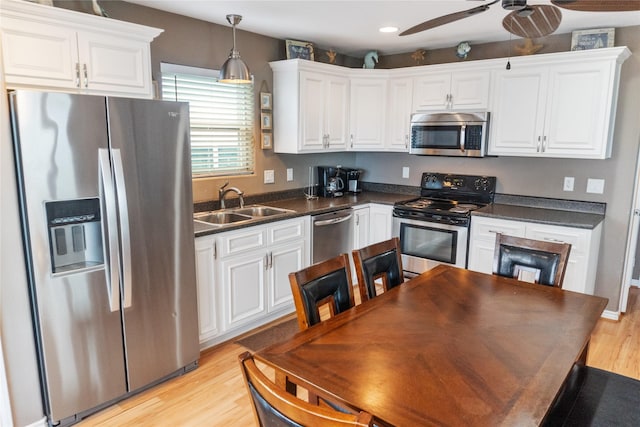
311,208 -> 354,264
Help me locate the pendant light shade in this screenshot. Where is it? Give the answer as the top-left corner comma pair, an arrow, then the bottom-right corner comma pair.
219,14 -> 252,84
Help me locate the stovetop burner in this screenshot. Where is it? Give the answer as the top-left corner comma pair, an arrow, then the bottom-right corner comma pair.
397,198 -> 482,215
393,173 -> 496,226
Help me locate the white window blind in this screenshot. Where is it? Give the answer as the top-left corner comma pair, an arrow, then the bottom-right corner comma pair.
160,63 -> 254,176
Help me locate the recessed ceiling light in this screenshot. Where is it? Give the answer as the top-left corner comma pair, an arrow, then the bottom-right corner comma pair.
379,26 -> 398,33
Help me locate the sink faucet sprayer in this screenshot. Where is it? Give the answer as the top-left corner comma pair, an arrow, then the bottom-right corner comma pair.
219,181 -> 244,209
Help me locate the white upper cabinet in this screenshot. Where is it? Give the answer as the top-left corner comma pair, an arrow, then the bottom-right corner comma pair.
489,47 -> 631,159
413,69 -> 490,112
349,76 -> 387,151
385,77 -> 413,152
271,60 -> 349,153
0,0 -> 162,98
271,47 -> 629,157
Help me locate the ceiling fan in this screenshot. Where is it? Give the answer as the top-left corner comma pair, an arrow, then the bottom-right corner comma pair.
400,0 -> 640,39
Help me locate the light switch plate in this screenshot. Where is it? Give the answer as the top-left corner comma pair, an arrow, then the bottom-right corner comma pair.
586,178 -> 605,194
286,168 -> 293,182
402,166 -> 410,179
563,177 -> 574,192
264,169 -> 275,184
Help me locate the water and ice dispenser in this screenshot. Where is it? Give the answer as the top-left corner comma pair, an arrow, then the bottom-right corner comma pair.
45,198 -> 104,274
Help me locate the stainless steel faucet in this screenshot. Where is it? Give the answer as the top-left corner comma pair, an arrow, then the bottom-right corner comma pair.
219,181 -> 244,209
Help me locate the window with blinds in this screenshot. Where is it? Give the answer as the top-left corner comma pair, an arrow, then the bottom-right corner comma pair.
160,63 -> 254,177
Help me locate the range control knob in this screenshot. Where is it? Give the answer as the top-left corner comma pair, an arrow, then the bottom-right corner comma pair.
474,178 -> 491,191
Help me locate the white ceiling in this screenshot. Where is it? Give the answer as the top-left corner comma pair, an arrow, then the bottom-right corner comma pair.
124,0 -> 640,56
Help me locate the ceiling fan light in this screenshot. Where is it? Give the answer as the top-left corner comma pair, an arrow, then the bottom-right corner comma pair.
502,0 -> 527,10
219,14 -> 252,84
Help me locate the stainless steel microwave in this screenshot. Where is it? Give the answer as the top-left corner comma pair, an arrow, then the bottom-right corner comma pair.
410,112 -> 489,157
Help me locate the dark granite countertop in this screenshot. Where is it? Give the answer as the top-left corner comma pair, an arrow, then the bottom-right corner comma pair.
194,191 -> 415,237
471,198 -> 604,229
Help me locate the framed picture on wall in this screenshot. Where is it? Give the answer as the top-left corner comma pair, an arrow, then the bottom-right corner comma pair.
261,112 -> 272,130
260,92 -> 272,110
286,39 -> 314,60
571,28 -> 615,51
261,132 -> 272,149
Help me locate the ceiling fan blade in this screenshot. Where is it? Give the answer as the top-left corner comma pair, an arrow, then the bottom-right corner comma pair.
551,0 -> 640,12
503,5 -> 562,38
400,0 -> 499,36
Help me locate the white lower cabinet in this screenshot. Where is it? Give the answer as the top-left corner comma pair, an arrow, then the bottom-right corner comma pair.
369,203 -> 394,244
194,235 -> 219,344
352,205 -> 371,251
468,216 -> 601,295
194,216 -> 310,349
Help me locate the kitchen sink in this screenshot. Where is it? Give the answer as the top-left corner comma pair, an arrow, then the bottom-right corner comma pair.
194,211 -> 253,226
232,205 -> 295,217
194,205 -> 296,228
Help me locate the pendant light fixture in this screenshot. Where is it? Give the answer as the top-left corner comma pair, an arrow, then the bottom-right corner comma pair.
219,14 -> 252,84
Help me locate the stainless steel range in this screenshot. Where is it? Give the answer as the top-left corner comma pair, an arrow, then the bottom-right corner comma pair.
392,173 -> 496,275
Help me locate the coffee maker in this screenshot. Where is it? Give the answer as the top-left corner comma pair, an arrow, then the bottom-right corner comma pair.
317,166 -> 346,197
345,168 -> 363,194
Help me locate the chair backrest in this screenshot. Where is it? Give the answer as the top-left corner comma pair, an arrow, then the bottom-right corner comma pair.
238,351 -> 374,427
493,233 -> 571,287
288,253 -> 355,331
352,237 -> 404,302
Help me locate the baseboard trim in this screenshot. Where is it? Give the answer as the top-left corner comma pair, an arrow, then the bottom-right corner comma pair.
601,310 -> 620,321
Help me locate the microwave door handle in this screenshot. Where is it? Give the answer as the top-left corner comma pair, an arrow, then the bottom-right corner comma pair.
460,124 -> 466,153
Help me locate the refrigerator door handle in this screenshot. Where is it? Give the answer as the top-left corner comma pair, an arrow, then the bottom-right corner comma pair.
99,148 -> 121,312
112,149 -> 133,309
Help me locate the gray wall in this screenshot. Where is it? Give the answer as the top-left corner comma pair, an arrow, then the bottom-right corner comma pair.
107,0 -> 640,313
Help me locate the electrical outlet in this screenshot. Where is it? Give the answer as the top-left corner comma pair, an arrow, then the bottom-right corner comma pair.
586,178 -> 605,194
402,166 -> 410,179
286,168 -> 293,182
264,169 -> 275,184
563,177 -> 574,192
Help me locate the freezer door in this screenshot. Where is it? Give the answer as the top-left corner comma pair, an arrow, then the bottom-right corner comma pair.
107,97 -> 199,391
9,91 -> 127,423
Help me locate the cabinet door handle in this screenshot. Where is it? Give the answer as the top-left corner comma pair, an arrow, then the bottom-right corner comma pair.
83,63 -> 88,88
75,63 -> 81,87
213,242 -> 217,260
405,134 -> 409,149
269,252 -> 273,269
264,254 -> 269,270
350,134 -> 353,148
537,136 -> 542,152
542,135 -> 547,152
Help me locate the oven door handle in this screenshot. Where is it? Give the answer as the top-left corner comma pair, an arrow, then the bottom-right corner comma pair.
459,124 -> 466,153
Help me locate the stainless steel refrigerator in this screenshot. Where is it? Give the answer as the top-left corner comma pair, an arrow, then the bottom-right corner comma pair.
9,90 -> 200,426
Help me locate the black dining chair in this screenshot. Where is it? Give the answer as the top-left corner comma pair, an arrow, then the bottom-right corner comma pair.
542,363 -> 640,426
493,233 -> 571,288
352,237 -> 404,302
238,351 -> 374,427
288,253 -> 355,331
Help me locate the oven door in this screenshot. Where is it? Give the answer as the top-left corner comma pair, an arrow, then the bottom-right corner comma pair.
392,216 -> 468,276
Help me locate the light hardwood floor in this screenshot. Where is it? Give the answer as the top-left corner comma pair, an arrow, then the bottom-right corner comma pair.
78,287 -> 640,426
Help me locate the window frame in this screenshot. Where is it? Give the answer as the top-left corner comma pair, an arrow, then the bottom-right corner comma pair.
160,62 -> 255,178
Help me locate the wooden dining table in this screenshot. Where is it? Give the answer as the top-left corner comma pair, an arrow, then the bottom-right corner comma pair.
255,265 -> 608,427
